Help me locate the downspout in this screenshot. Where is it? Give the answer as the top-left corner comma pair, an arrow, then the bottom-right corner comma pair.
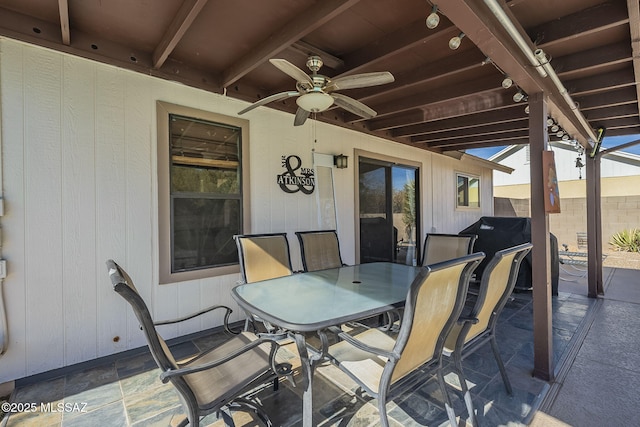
0,54 -> 6,356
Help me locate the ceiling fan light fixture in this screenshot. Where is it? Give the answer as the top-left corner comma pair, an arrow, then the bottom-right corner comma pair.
296,91 -> 334,113
449,32 -> 465,50
426,5 -> 440,29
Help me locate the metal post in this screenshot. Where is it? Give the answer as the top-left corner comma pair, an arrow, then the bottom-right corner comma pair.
586,154 -> 604,296
528,92 -> 554,381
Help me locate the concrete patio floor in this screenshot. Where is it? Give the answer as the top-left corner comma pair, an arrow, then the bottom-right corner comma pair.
1,266 -> 637,426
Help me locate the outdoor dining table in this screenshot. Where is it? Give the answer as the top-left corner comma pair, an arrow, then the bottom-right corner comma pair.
231,262 -> 422,427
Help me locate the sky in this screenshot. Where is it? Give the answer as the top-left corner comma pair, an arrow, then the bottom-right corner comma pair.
466,134 -> 640,160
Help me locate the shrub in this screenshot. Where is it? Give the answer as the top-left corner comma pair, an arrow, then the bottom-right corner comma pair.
609,228 -> 640,252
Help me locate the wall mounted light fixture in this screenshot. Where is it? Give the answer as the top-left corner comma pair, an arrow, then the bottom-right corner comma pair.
334,154 -> 348,169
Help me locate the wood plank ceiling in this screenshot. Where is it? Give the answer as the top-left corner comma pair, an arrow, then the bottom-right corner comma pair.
0,0 -> 638,154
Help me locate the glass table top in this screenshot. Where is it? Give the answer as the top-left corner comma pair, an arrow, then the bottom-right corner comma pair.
232,262 -> 422,331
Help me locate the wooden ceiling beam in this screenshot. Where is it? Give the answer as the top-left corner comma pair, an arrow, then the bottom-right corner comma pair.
368,110 -> 426,131
58,0 -> 70,45
553,42 -> 632,78
425,132 -> 530,149
392,104 -> 526,136
335,18 -> 458,77
566,68 -> 636,96
410,119 -> 529,143
221,0 -> 361,87
584,104 -> 639,121
576,86 -> 637,110
152,0 -> 209,69
345,74 -> 504,122
531,1 -> 629,48
345,48 -> 488,103
627,0 -> 640,125
438,0 -> 600,148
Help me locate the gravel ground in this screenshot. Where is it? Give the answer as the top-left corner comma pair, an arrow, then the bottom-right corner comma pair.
561,245 -> 640,270
602,250 -> 640,270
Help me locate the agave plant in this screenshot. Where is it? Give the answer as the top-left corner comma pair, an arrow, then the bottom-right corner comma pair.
609,229 -> 640,252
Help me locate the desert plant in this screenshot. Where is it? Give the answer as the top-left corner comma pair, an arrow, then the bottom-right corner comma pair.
609,228 -> 640,252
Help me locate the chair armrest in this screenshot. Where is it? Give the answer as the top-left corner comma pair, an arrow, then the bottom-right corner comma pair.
457,315 -> 479,325
160,335 -> 285,382
154,305 -> 239,335
326,326 -> 396,360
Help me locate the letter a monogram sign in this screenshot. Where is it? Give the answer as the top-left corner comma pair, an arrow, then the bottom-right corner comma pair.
277,155 -> 315,194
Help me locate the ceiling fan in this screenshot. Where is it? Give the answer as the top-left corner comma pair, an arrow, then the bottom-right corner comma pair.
238,55 -> 394,126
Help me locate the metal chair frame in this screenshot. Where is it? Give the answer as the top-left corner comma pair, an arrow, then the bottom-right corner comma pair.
324,253 -> 484,427
106,260 -> 292,427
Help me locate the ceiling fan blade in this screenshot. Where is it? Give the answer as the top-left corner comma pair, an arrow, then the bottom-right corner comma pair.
293,107 -> 311,126
269,59 -> 314,86
331,93 -> 377,119
238,91 -> 300,115
326,71 -> 394,92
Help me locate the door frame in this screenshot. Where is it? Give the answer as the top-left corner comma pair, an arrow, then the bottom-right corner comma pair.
354,149 -> 423,264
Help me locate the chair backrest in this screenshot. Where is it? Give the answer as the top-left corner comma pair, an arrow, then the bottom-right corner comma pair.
389,252 -> 484,384
106,260 -> 181,375
234,233 -> 293,283
295,230 -> 344,272
462,243 -> 532,344
421,233 -> 477,266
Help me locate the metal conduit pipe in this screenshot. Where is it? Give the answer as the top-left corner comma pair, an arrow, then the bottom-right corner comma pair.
534,49 -> 599,144
484,0 -> 598,145
483,0 -> 547,77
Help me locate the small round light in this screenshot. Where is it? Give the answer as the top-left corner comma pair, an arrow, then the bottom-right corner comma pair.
449,33 -> 465,50
501,77 -> 513,89
524,105 -> 530,114
551,125 -> 559,132
562,134 -> 570,141
426,12 -> 440,29
546,118 -> 554,126
556,130 -> 564,137
513,91 -> 525,102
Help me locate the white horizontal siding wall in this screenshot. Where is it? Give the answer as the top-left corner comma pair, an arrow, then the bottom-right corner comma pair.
0,38 -> 493,382
493,145 -> 640,187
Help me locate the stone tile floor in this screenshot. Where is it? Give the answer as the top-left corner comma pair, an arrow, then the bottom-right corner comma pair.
1,289 -> 594,427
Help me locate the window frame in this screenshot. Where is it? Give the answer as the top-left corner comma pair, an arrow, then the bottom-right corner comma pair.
157,101 -> 250,284
455,172 -> 481,210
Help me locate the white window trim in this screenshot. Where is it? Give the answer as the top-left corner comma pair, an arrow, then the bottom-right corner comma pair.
455,172 -> 481,210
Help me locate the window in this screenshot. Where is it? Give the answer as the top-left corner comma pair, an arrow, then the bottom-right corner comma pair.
457,173 -> 480,208
157,102 -> 249,283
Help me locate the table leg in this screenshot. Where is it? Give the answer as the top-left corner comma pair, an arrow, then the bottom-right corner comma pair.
293,332 -> 314,427
293,331 -> 329,427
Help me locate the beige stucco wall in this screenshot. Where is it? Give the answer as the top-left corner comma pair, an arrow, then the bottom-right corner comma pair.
494,175 -> 640,199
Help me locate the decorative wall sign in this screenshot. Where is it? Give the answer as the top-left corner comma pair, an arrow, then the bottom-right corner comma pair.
277,155 -> 315,194
543,150 -> 561,214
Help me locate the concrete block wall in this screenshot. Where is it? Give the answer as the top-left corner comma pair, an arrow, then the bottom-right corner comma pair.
494,196 -> 640,250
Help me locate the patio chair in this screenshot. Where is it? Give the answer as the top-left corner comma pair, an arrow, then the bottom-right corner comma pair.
295,229 -> 345,272
106,260 -> 292,427
234,233 -> 293,332
443,243 -> 533,426
234,232 -> 294,283
421,233 -> 477,266
323,252 -> 484,427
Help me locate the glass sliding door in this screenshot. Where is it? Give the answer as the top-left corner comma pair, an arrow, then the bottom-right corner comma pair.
358,157 -> 419,265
